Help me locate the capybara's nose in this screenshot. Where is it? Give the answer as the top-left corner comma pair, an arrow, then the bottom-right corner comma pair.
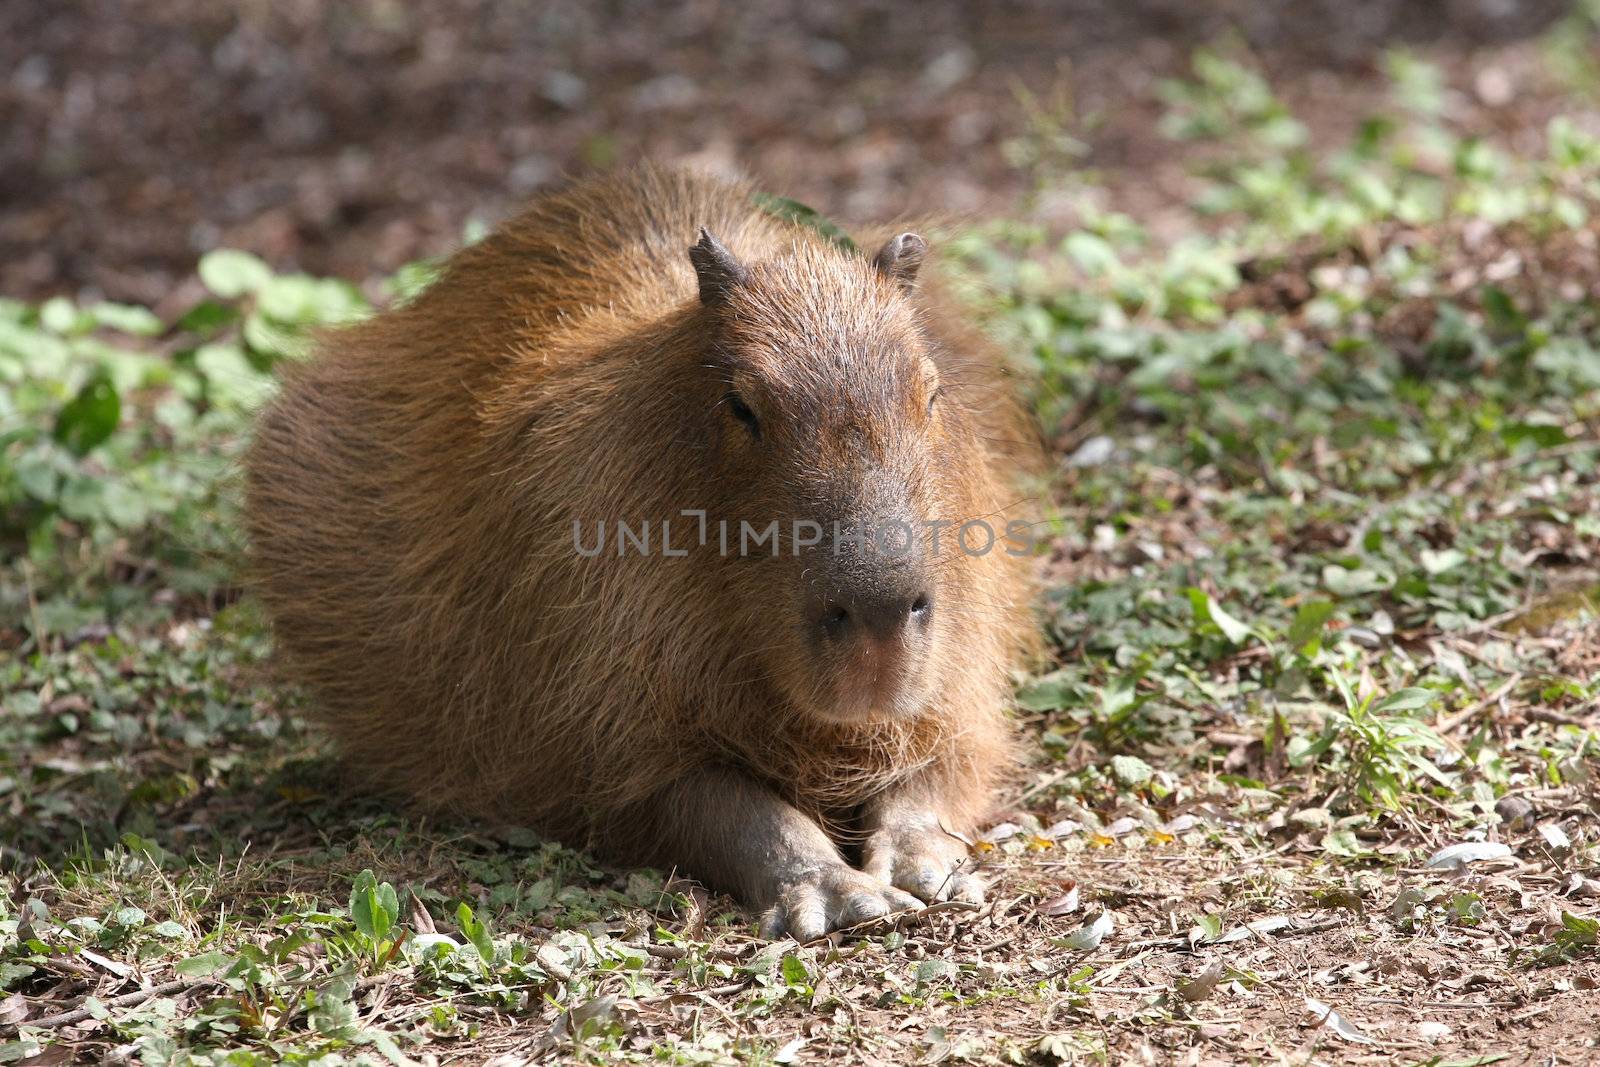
819,588 -> 934,645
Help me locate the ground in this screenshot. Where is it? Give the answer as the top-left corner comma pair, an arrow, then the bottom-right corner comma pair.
3,5 -> 1600,1066
0,0 -> 1580,302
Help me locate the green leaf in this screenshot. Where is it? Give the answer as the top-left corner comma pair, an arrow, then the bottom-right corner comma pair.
308,983 -> 359,1039
1016,671 -> 1074,711
456,902 -> 494,963
1480,285 -> 1525,332
751,193 -> 858,252
349,870 -> 399,944
1561,911 -> 1599,934
1323,565 -> 1388,597
1371,688 -> 1437,714
1098,675 -> 1139,720
0,1040 -> 43,1064
388,259 -> 442,304
1185,587 -> 1252,644
1500,422 -> 1569,450
1110,755 -> 1154,788
242,311 -> 301,359
39,296 -> 85,335
174,950 -> 233,977
1287,600 -> 1335,653
53,374 -> 121,455
175,300 -> 237,334
1320,829 -> 1367,857
257,274 -> 366,325
89,302 -> 164,336
57,476 -> 101,524
1063,231 -> 1119,275
1419,548 -> 1467,575
365,1031 -> 413,1066
780,953 -> 812,987
195,342 -> 273,409
198,249 -> 273,299
1448,891 -> 1485,925
1187,914 -> 1223,945
14,449 -> 63,502
0,963 -> 37,992
100,482 -> 150,528
1558,910 -> 1599,945
912,959 -> 958,985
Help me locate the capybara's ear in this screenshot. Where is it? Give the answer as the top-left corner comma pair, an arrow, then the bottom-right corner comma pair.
688,228 -> 749,305
873,232 -> 927,291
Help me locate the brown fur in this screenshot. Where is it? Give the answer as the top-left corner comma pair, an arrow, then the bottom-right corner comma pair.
244,165 -> 1039,899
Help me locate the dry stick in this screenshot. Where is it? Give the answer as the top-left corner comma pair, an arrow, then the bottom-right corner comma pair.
1088,947 -> 1155,986
19,559 -> 47,652
639,942 -> 747,964
22,978 -> 222,1030
847,898 -> 980,934
1012,766 -> 1074,806
1529,704 -> 1598,728
35,955 -> 99,982
1436,671 -> 1523,736
1355,997 -> 1521,1010
632,980 -> 749,1006
1120,916 -> 1347,952
977,930 -> 1026,956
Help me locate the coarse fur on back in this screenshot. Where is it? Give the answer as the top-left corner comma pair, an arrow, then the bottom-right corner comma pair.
245,165 -> 1039,876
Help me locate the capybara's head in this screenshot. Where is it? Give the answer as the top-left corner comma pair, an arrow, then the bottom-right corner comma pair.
683,229 -> 1009,726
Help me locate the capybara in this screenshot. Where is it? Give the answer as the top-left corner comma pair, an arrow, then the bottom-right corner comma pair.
245,165 -> 1039,940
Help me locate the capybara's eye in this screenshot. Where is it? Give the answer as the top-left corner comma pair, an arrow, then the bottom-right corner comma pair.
927,384 -> 944,416
726,391 -> 761,440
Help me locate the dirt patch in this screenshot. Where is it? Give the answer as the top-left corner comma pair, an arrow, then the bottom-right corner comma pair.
0,0 -> 1576,302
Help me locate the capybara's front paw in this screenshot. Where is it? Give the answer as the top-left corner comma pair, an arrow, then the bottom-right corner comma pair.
759,865 -> 922,942
862,825 -> 985,904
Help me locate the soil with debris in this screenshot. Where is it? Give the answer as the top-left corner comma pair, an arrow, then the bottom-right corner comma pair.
0,0 -> 1575,303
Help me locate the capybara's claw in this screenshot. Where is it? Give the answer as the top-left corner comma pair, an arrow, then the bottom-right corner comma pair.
862,826 -> 986,904
761,866 -> 921,942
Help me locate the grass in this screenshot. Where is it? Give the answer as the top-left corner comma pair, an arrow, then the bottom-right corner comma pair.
4,43 -> 1600,1066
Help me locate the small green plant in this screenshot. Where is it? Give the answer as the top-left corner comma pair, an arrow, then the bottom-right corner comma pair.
454,901 -> 496,964
1,248 -> 371,630
1158,47 -> 1307,150
346,869 -> 403,972
1290,675 -> 1452,811
1544,911 -> 1600,961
